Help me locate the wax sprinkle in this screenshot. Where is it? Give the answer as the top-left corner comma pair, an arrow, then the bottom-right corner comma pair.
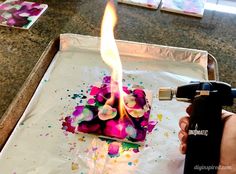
63,131 -> 68,136
78,136 -> 86,142
84,149 -> 89,153
92,147 -> 98,151
133,148 -> 139,153
122,142 -> 140,152
92,154 -> 98,160
157,114 -> 163,122
75,94 -> 81,99
164,132 -> 169,137
71,162 -> 79,170
134,159 -> 139,164
125,154 -> 131,158
128,162 -> 132,166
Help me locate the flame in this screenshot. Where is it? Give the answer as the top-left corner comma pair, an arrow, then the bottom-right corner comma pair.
100,1 -> 126,118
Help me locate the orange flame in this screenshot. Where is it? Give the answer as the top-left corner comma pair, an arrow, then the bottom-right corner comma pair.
100,1 -> 126,118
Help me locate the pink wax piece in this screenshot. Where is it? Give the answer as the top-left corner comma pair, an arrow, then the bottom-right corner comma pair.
62,116 -> 76,133
102,76 -> 111,84
104,120 -> 128,139
77,122 -> 101,134
147,121 -> 157,133
72,106 -> 84,116
135,129 -> 146,141
123,86 -> 131,94
141,120 -> 148,127
62,76 -> 153,144
87,98 -> 95,105
90,86 -> 100,95
108,142 -> 120,157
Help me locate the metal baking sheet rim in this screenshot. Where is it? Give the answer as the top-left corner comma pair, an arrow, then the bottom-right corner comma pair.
0,34 -> 219,151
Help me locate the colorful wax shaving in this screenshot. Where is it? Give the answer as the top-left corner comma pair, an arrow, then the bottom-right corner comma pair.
62,76 -> 152,143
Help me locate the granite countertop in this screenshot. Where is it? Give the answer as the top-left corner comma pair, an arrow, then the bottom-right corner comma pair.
0,0 -> 235,119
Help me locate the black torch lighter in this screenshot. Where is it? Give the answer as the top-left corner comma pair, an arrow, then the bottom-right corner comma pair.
159,81 -> 236,174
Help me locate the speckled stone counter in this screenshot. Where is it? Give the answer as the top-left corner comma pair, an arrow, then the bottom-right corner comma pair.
0,0 -> 235,119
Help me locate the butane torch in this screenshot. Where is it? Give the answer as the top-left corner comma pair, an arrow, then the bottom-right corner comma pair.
159,81 -> 236,174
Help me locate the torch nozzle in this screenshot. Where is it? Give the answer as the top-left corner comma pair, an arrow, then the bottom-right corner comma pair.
158,87 -> 176,100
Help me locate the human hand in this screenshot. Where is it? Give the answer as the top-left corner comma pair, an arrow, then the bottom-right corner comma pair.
178,105 -> 236,174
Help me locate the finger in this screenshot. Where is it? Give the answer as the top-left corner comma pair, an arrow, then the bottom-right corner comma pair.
179,143 -> 187,154
221,109 -> 235,120
186,104 -> 192,115
178,130 -> 188,143
179,116 -> 190,131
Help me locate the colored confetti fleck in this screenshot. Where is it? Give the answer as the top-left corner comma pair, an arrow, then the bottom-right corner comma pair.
128,162 -> 132,166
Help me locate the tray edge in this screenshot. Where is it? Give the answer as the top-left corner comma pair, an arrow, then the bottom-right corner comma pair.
0,37 -> 60,151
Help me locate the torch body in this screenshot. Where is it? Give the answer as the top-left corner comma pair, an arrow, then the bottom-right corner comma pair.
183,94 -> 223,174
159,81 -> 235,174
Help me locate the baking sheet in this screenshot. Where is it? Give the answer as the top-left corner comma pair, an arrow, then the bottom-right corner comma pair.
0,34 -> 209,174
